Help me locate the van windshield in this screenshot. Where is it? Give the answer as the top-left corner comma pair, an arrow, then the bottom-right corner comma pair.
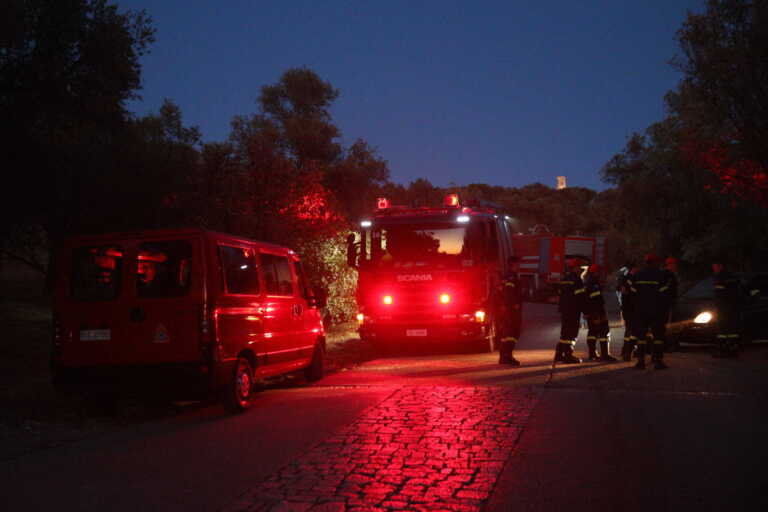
137,240 -> 192,298
71,245 -> 124,301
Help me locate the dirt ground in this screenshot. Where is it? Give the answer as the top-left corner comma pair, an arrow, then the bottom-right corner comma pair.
0,273 -> 370,459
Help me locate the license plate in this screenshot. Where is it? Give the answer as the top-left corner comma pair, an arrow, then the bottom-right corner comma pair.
79,329 -> 111,341
406,329 -> 427,337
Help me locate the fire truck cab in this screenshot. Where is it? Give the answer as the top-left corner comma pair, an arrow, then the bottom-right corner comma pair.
346,194 -> 515,351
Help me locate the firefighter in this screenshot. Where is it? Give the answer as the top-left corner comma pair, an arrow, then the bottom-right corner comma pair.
629,253 -> 669,369
617,262 -> 638,361
583,264 -> 616,361
712,259 -> 742,358
660,256 -> 680,351
553,257 -> 584,364
497,256 -> 522,366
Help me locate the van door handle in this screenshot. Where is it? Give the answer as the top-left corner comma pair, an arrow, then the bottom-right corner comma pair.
130,307 -> 145,322
292,304 -> 303,316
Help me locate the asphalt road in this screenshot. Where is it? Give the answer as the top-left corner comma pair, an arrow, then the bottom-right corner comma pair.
2,302 -> 766,511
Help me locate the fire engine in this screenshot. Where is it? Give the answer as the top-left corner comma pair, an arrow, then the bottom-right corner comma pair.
511,231 -> 606,302
346,194 -> 516,351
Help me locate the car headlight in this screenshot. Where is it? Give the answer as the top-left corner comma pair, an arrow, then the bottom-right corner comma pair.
694,311 -> 713,324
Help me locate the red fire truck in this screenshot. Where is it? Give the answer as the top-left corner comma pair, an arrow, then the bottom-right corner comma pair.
346,194 -> 516,351
511,232 -> 606,302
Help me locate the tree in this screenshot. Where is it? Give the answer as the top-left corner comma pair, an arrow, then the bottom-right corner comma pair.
669,0 -> 768,205
601,116 -> 768,276
258,67 -> 341,167
0,0 -> 155,272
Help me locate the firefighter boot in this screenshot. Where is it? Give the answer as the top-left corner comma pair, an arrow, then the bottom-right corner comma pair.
560,341 -> 581,364
634,344 -> 646,369
652,343 -> 667,370
499,341 -> 520,366
586,338 -> 598,361
599,340 -> 617,362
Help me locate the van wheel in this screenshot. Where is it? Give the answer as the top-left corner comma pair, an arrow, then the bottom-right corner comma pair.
304,340 -> 325,382
222,357 -> 253,413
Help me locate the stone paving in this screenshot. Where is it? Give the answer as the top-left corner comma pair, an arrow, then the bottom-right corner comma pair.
223,386 -> 541,512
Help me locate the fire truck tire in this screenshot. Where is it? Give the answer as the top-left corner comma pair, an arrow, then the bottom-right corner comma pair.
222,356 -> 254,413
304,338 -> 325,382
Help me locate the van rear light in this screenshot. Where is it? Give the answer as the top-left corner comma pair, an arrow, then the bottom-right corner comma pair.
356,313 -> 365,324
53,318 -> 62,346
199,304 -> 212,343
52,317 -> 71,345
474,310 -> 486,322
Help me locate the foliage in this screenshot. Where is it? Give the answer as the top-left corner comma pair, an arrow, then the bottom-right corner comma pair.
0,0 -> 156,271
669,0 -> 768,205
600,116 -> 768,278
176,68 -> 391,322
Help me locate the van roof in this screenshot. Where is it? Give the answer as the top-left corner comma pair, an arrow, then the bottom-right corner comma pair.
60,227 -> 295,255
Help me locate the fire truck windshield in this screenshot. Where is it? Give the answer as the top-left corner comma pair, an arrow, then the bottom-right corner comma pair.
365,223 -> 484,269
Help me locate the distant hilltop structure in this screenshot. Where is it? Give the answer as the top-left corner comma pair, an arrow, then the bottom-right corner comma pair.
557,176 -> 566,189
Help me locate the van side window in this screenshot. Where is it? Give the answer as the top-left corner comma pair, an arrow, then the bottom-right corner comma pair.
220,245 -> 260,295
72,245 -> 123,301
261,254 -> 294,296
137,240 -> 193,298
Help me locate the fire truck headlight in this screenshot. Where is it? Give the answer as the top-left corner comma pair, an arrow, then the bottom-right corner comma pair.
439,293 -> 451,304
694,311 -> 713,324
475,310 -> 486,322
456,215 -> 470,223
382,295 -> 394,305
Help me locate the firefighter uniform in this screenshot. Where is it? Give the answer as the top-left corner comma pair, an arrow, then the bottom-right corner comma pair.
660,258 -> 679,351
554,260 -> 584,364
583,265 -> 616,361
617,265 -> 638,361
496,270 -> 522,366
629,255 -> 669,369
713,265 -> 742,357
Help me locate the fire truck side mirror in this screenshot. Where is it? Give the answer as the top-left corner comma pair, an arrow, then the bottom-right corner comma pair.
346,233 -> 358,268
310,285 -> 328,309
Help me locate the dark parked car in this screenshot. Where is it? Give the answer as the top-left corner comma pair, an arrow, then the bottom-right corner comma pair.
667,272 -> 768,349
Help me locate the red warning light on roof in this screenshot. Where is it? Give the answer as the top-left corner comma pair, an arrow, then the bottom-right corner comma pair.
377,197 -> 391,210
444,193 -> 460,207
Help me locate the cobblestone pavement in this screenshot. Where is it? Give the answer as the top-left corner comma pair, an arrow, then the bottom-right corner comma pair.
223,386 -> 541,512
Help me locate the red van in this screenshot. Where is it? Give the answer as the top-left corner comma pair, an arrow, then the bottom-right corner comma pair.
50,228 -> 327,412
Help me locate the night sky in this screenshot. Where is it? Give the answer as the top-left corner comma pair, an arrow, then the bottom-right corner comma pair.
120,0 -> 704,191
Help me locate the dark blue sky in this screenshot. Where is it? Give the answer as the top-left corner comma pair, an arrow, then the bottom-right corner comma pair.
120,0 -> 703,191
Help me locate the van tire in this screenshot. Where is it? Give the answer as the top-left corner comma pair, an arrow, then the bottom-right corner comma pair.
304,340 -> 325,382
222,356 -> 254,413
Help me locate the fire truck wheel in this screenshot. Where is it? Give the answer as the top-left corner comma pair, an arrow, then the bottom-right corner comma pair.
222,356 -> 254,413
304,339 -> 325,382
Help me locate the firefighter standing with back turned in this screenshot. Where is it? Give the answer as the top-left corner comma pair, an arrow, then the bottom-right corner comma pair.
712,258 -> 742,357
583,264 -> 616,361
660,256 -> 679,351
497,256 -> 522,366
553,257 -> 584,364
617,262 -> 638,361
629,253 -> 669,370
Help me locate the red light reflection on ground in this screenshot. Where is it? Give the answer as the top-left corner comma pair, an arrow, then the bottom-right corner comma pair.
224,386 -> 540,511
